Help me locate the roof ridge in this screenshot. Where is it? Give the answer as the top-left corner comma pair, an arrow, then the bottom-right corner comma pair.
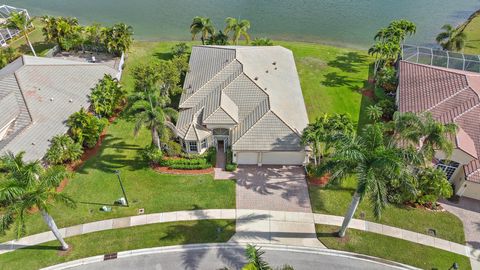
232,109 -> 272,145
231,98 -> 270,144
13,72 -> 33,123
454,102 -> 480,121
401,60 -> 479,77
269,109 -> 303,136
426,86 -> 471,112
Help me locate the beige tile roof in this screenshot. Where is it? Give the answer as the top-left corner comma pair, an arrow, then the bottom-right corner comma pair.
176,46 -> 308,152
398,60 -> 480,183
0,55 -> 118,161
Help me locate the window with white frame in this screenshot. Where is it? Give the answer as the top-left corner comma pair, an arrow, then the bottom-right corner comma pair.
436,160 -> 460,181
188,141 -> 198,152
201,139 -> 208,149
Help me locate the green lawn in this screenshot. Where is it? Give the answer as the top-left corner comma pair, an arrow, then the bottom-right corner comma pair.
275,41 -> 374,126
310,177 -> 465,244
8,18 -> 55,56
463,12 -> 480,54
316,224 -> 471,270
0,219 -> 235,270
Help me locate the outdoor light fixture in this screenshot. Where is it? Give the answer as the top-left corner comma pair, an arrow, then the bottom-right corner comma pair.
449,262 -> 459,270
114,170 -> 129,207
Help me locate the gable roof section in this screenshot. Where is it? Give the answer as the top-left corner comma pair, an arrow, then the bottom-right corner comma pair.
232,111 -> 302,151
176,46 -> 308,152
398,60 -> 480,183
0,55 -> 118,161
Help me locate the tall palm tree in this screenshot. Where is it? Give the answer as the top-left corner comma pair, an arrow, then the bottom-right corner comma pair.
0,152 -> 76,250
368,41 -> 400,75
4,11 -> 36,56
190,16 -> 215,45
436,24 -> 467,52
224,17 -> 251,45
105,23 -> 134,56
322,123 -> 414,237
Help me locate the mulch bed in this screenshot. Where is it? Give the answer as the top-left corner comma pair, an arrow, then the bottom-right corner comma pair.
308,173 -> 331,186
361,88 -> 375,99
152,165 -> 214,175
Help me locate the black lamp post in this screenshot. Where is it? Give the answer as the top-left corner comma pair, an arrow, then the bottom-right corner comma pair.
449,262 -> 459,270
114,170 -> 129,207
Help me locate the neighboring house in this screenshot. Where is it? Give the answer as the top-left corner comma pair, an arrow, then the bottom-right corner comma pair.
397,60 -> 480,200
0,55 -> 118,161
0,5 -> 30,47
176,46 -> 309,166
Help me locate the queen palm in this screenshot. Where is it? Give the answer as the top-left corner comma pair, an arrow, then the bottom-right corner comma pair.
436,24 -> 467,52
4,11 -> 36,56
322,123 -> 414,237
224,17 -> 251,45
0,151 -> 76,250
190,16 -> 215,45
390,112 -> 457,162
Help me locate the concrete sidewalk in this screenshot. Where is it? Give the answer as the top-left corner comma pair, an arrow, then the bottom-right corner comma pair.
1,209 -> 479,268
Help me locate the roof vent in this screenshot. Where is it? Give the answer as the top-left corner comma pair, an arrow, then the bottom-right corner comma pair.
254,77 -> 258,81
272,62 -> 276,65
31,142 -> 35,145
69,99 -> 73,103
188,85 -> 192,89
50,98 -> 54,101
265,70 -> 269,73
225,59 -> 229,63
264,87 -> 267,91
274,67 -> 278,70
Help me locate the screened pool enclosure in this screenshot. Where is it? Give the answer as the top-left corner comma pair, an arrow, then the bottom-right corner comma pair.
402,44 -> 480,73
0,5 -> 31,47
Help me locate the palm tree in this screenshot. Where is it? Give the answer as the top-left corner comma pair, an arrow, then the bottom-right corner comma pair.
366,105 -> 383,122
190,16 -> 215,45
368,41 -> 400,75
224,17 -> 251,45
243,244 -> 270,270
4,11 -> 36,56
436,24 -> 467,52
390,112 -> 457,162
322,123 -> 414,237
0,152 -> 76,250
104,23 -> 134,56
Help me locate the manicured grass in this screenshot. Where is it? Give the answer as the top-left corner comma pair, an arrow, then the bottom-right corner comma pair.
8,18 -> 55,56
275,41 -> 374,126
0,219 -> 235,270
316,224 -> 471,270
0,41 -> 235,242
309,177 -> 465,244
463,12 -> 480,54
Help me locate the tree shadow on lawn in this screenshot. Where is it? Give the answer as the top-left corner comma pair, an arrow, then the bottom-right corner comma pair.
356,63 -> 376,130
327,52 -> 368,73
17,41 -> 55,55
153,52 -> 174,61
321,72 -> 359,88
75,134 -> 148,175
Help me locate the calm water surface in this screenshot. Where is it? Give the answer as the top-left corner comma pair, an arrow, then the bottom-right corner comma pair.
5,0 -> 480,48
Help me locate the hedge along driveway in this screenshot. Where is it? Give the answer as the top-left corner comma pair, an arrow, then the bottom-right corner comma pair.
0,42 -> 236,243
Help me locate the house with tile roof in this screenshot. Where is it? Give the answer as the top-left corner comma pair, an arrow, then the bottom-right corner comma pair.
0,55 -> 118,161
176,46 -> 309,165
397,60 -> 480,200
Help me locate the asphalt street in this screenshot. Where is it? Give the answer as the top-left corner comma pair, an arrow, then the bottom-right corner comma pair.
67,244 -> 415,270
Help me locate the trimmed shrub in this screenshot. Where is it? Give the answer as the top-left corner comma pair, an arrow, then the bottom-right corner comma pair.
141,145 -> 163,165
160,157 -> 212,170
205,147 -> 216,166
225,163 -> 237,172
377,98 -> 397,120
163,141 -> 182,157
67,108 -> 108,148
45,134 -> 83,165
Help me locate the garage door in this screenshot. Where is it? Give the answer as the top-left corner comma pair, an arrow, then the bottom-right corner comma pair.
236,152 -> 259,165
261,151 -> 305,165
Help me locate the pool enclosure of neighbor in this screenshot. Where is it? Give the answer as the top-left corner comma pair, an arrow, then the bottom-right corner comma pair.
0,5 -> 31,47
402,44 -> 480,73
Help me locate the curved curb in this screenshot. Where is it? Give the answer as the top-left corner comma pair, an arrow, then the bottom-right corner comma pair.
40,243 -> 419,270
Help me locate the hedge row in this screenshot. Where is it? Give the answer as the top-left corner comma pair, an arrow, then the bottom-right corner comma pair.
160,157 -> 212,170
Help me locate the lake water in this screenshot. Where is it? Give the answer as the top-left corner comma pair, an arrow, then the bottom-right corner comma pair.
5,0 -> 480,48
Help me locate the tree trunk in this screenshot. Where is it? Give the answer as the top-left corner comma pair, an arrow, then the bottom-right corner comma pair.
24,31 -> 37,57
151,127 -> 161,150
41,210 -> 68,250
338,192 -> 361,238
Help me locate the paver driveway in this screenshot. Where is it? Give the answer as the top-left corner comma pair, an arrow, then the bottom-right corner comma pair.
441,197 -> 480,249
235,166 -> 312,212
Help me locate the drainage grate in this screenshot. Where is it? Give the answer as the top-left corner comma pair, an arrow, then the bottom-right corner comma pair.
104,253 -> 118,261
138,208 -> 145,215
